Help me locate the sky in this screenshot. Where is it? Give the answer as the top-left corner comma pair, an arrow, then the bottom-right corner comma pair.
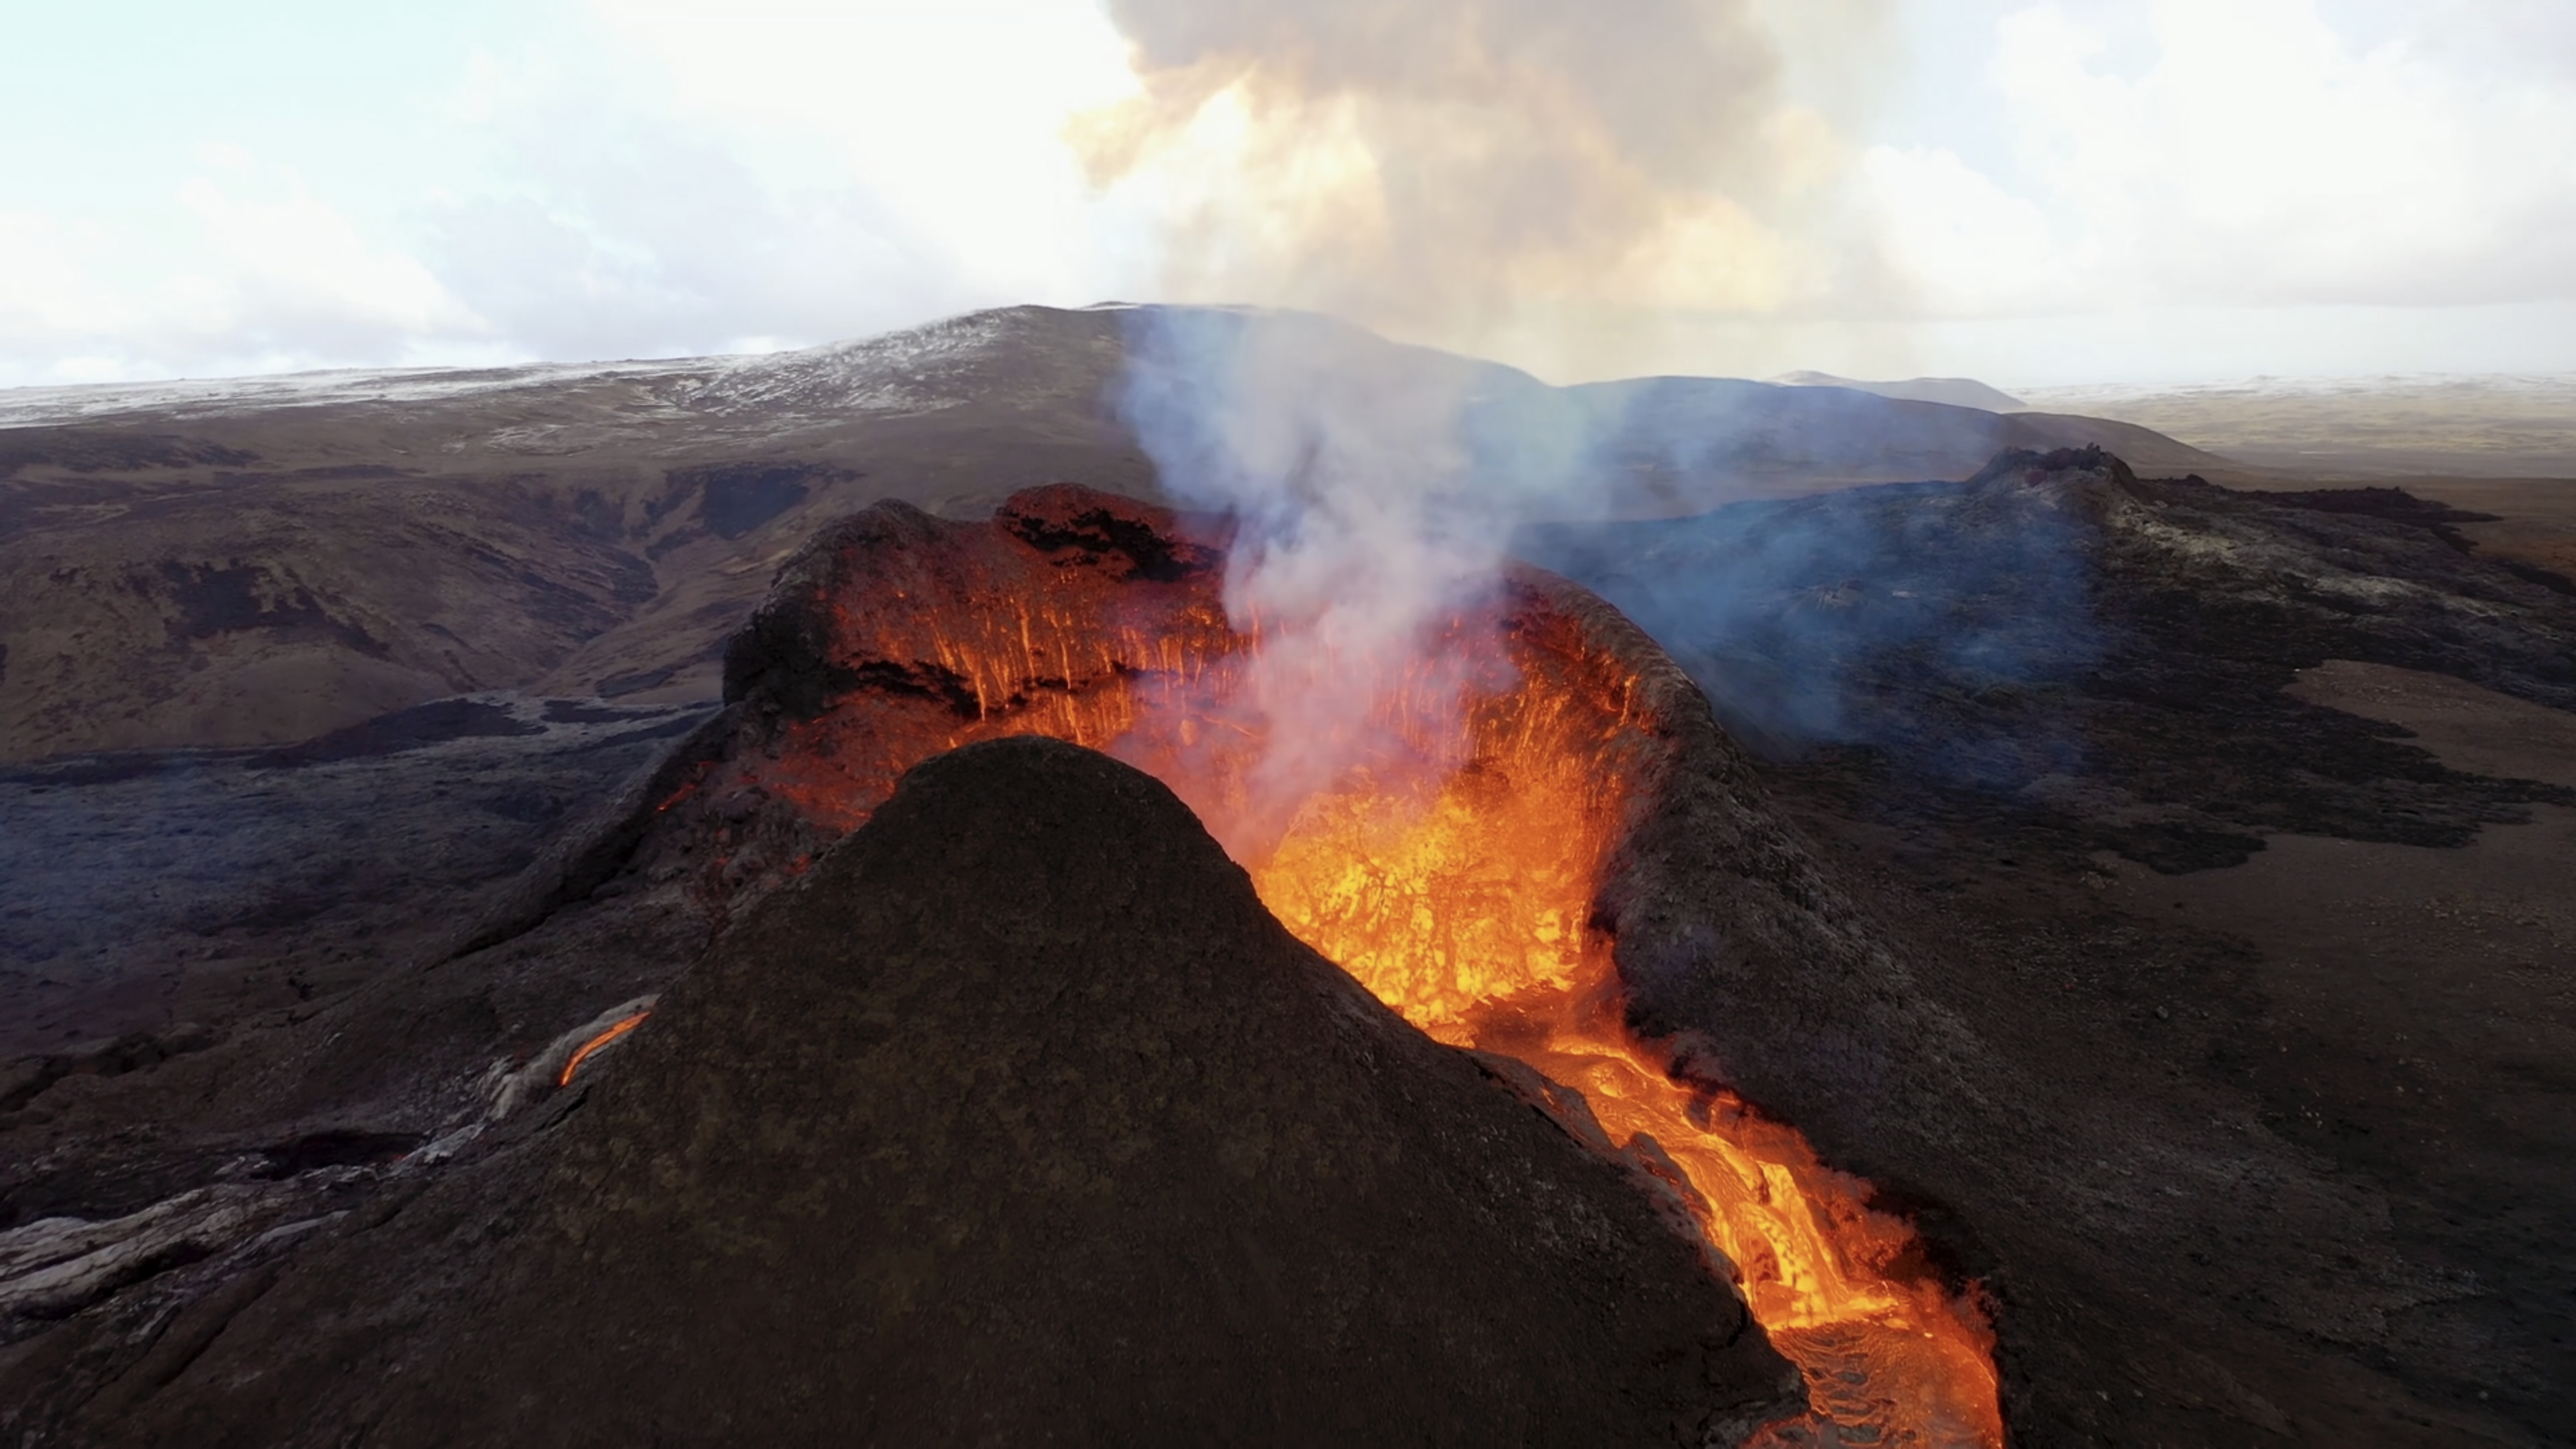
2,0 -> 2571,390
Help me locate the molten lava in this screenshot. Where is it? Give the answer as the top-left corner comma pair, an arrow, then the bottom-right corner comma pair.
1139,620 -> 2001,1448
712,493 -> 2004,1445
559,1011 -> 652,1088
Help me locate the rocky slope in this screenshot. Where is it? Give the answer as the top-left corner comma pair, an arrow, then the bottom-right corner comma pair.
1522,447 -> 2576,871
0,694 -> 711,1060
28,739 -> 1799,1447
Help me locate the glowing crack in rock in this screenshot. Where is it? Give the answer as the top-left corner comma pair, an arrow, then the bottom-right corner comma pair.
558,1011 -> 654,1089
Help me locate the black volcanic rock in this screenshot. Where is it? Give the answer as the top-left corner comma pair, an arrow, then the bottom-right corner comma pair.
1524,449 -> 2576,1442
85,737 -> 1798,1447
1524,446 -> 2576,871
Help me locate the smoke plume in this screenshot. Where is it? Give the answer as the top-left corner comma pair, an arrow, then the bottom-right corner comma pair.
1094,2 -> 1891,850
1115,310 -> 1522,850
1080,0 -> 1859,356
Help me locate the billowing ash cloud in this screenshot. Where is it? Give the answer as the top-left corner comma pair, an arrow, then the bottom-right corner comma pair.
1079,0 -> 1863,347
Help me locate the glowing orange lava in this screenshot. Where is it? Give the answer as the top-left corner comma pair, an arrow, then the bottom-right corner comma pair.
559,1011 -> 652,1088
1219,658 -> 2007,1447
1078,613 -> 2004,1446
723,495 -> 2004,1443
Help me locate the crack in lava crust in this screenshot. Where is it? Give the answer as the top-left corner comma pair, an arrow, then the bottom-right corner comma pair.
702,490 -> 2004,1445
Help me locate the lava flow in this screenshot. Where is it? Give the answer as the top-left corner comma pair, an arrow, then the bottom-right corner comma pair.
710,491 -> 2005,1445
559,1010 -> 653,1088
1102,614 -> 2001,1447
1217,633 -> 2003,1448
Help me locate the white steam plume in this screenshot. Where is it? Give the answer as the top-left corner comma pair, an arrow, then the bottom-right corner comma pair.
1079,0 -> 1891,369
1094,1 -> 1877,841
1117,310 -> 1518,847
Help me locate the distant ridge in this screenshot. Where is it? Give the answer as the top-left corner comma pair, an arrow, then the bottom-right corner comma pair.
0,303 -> 2227,759
1772,370 -> 2026,412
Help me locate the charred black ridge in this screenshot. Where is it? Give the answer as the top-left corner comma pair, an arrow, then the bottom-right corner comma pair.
1003,495 -> 1223,581
721,586 -> 863,717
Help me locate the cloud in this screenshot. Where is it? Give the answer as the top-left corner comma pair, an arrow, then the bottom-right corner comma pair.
1858,143 -> 2085,317
0,162 -> 491,384
0,3 -> 1139,387
580,0 -> 1139,304
409,5 -> 1153,364
421,72 -> 960,363
5,1 -> 2569,388
1862,0 -> 2576,318
180,175 -> 486,346
1077,0 -> 1895,366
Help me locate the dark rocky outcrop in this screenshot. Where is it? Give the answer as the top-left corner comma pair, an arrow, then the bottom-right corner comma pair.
74,738 -> 1798,1447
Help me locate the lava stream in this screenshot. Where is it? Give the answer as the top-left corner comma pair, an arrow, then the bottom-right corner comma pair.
558,1010 -> 654,1088
1181,639 -> 2004,1447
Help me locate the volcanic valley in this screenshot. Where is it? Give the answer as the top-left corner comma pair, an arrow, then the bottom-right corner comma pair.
2,305 -> 2571,1446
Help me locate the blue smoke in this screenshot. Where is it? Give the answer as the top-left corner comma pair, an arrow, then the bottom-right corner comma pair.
1112,304 -> 2105,793
1517,474 -> 2104,786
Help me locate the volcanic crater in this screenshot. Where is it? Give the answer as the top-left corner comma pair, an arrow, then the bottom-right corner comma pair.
4,482 -> 2013,1446
9,442 -> 2574,1445
657,482 -> 2013,1441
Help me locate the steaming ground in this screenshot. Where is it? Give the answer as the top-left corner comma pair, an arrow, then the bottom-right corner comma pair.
4,312 -> 2575,1444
